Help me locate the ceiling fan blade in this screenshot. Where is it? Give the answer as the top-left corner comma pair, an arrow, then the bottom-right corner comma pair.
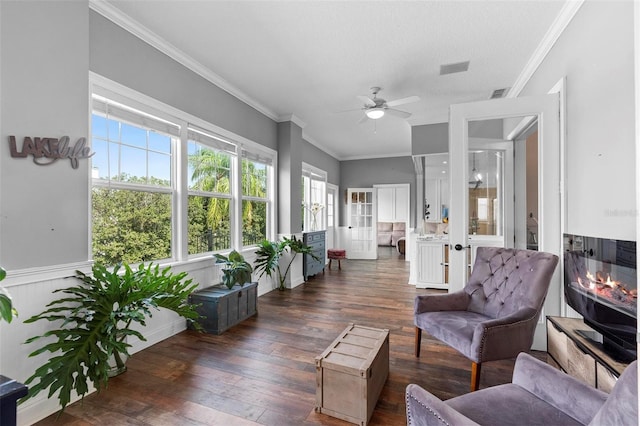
386,95 -> 420,107
357,95 -> 376,107
385,108 -> 412,119
357,114 -> 369,124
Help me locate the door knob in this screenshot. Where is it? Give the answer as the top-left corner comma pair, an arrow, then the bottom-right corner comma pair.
454,244 -> 464,251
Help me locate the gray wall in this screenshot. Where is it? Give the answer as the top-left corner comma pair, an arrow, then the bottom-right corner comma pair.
520,1 -> 636,241
412,119 -> 505,156
90,11 -> 278,150
339,156 -> 416,227
412,123 -> 448,155
1,1 -> 90,269
302,139 -> 340,187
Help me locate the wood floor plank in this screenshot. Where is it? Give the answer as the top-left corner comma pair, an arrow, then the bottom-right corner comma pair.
34,247 -> 543,425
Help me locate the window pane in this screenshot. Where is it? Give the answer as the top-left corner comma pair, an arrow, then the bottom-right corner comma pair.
149,132 -> 171,153
108,142 -> 120,181
92,115 -> 108,139
92,187 -> 172,265
120,145 -> 147,182
92,114 -> 173,187
188,141 -> 231,194
242,159 -> 267,197
91,139 -> 109,180
243,200 -> 266,246
188,195 -> 231,254
121,122 -> 146,148
148,151 -> 171,186
107,119 -> 119,139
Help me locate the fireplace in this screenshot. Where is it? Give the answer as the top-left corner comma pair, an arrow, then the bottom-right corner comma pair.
563,234 -> 637,363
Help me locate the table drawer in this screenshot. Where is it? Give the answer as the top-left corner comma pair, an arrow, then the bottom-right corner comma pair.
596,362 -> 618,393
566,337 -> 596,387
547,319 -> 568,368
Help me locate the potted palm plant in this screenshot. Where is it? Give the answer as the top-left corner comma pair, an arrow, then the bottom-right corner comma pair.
254,236 -> 318,291
21,262 -> 202,414
188,250 -> 257,335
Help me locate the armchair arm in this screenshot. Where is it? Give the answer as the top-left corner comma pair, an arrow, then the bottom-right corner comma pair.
470,308 -> 540,362
406,384 -> 480,426
414,290 -> 470,315
512,353 -> 607,425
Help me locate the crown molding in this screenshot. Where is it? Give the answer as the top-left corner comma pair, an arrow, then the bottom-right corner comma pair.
341,151 -> 412,162
278,114 -> 307,129
302,133 -> 342,161
508,0 -> 584,98
88,0 -> 279,121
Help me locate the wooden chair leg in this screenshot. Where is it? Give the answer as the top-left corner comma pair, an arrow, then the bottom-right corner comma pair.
471,362 -> 481,391
328,259 -> 332,269
414,327 -> 422,357
338,259 -> 342,270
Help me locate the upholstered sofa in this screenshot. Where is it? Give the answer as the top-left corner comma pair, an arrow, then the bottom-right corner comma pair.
406,352 -> 638,426
377,221 -> 405,246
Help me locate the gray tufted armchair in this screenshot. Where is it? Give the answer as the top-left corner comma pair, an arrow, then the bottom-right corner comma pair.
414,247 -> 559,391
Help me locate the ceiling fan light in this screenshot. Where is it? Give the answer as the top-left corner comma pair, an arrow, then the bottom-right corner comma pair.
366,108 -> 385,119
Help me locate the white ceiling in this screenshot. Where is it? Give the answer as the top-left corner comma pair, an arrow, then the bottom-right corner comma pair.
102,0 -> 568,161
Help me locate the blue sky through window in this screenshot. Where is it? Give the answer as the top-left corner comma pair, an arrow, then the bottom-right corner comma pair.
91,114 -> 172,185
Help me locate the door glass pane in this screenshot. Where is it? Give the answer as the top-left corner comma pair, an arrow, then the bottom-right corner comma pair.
468,149 -> 503,236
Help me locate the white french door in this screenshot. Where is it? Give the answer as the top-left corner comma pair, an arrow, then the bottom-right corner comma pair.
347,188 -> 377,259
326,184 -> 338,251
448,94 -> 561,349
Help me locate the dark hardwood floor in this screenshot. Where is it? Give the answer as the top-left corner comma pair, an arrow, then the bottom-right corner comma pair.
36,247 -> 544,425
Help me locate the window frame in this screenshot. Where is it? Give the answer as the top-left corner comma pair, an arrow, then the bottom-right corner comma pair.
90,73 -> 276,265
301,162 -> 327,232
186,135 -> 235,256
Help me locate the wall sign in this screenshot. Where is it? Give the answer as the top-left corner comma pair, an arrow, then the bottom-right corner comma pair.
9,135 -> 94,169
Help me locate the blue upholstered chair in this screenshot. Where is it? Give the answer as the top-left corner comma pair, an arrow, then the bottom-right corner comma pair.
414,247 -> 559,391
406,352 -> 638,426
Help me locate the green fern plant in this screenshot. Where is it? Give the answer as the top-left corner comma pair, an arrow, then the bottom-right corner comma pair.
21,262 -> 202,413
254,236 -> 318,291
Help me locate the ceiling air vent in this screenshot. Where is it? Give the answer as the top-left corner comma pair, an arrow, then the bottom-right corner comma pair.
439,61 -> 470,75
490,88 -> 510,99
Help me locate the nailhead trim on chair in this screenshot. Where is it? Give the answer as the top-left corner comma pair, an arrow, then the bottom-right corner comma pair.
477,311 -> 540,360
406,391 -> 451,426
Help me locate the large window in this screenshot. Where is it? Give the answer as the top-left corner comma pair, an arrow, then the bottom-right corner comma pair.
241,151 -> 271,246
90,80 -> 276,265
302,163 -> 327,232
91,96 -> 178,265
187,127 -> 236,255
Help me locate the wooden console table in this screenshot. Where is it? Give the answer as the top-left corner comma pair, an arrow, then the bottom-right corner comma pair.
546,316 -> 631,393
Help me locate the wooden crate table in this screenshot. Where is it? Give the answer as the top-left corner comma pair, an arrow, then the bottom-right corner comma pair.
315,324 -> 389,426
188,282 -> 257,334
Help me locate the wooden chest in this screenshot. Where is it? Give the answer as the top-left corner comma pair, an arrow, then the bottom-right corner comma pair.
188,282 -> 257,334
315,324 -> 389,426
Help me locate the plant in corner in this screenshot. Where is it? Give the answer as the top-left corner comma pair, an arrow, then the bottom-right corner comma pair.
21,262 -> 202,414
213,250 -> 254,289
254,236 -> 318,291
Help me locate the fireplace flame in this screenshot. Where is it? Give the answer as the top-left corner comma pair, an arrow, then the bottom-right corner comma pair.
604,274 -> 616,288
579,268 -> 637,305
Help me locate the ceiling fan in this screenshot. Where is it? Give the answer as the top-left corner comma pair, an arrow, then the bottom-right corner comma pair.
344,87 -> 420,123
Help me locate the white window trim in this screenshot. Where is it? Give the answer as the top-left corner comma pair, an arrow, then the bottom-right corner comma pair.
89,72 -> 277,264
302,162 -> 327,232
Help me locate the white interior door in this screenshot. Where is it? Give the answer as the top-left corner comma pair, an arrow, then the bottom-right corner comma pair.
347,188 -> 377,259
449,94 -> 561,349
